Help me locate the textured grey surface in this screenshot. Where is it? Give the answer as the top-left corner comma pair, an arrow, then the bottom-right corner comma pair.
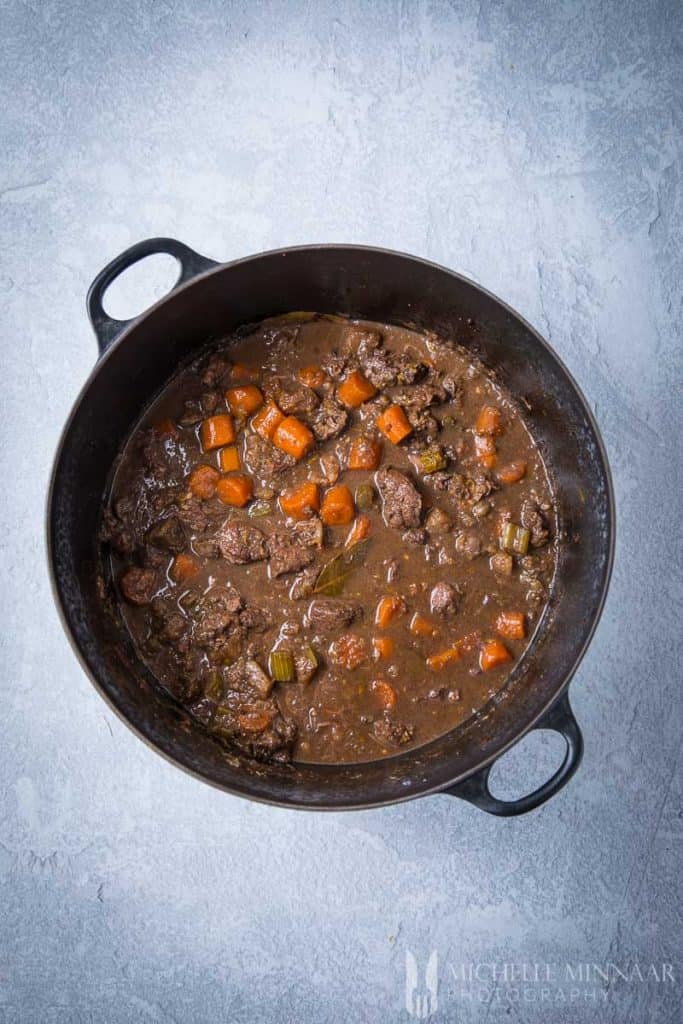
1,1 -> 681,1021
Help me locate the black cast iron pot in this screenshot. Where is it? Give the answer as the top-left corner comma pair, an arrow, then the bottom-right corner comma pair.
48,238 -> 614,815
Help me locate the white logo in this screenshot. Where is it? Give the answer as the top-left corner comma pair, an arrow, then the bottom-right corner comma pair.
405,950 -> 439,1018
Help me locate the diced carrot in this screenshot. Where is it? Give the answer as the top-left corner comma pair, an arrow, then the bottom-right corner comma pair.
238,709 -> 274,733
215,473 -> 254,507
474,433 -> 497,468
375,595 -> 406,628
252,399 -> 285,440
153,417 -> 177,437
497,460 -> 527,485
426,646 -> 462,671
328,633 -> 368,670
495,611 -> 526,640
370,678 -> 397,710
298,365 -> 327,389
348,435 -> 383,470
225,384 -> 264,416
188,464 -> 221,499
230,362 -> 258,380
337,370 -> 378,408
200,414 -> 235,451
320,484 -> 355,526
480,638 -> 513,671
279,481 -> 320,520
170,552 -> 199,583
219,445 -> 241,472
410,613 -> 438,637
345,513 -> 371,547
272,416 -> 316,460
377,404 -> 412,444
476,405 -> 503,435
372,636 -> 394,660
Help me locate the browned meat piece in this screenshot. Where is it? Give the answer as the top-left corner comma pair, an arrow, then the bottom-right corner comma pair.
294,517 -> 324,548
100,508 -> 134,554
200,389 -> 221,414
294,651 -> 318,684
267,532 -> 315,577
319,452 -> 341,484
406,407 -> 439,438
371,718 -> 415,747
146,516 -> 185,553
455,530 -> 482,560
430,581 -> 460,616
490,551 -> 513,575
201,352 -> 230,387
307,597 -> 358,633
150,597 -> 189,645
289,566 -> 319,600
444,471 -> 497,506
272,382 -> 320,417
362,348 -> 398,389
192,535 -> 221,558
119,567 -> 159,606
342,326 -> 382,356
178,399 -> 204,426
425,507 -> 452,535
391,384 -> 446,411
520,497 -> 551,547
243,432 -> 295,481
320,352 -> 347,379
375,467 -> 423,529
310,398 -> 348,441
441,373 -> 463,399
225,657 -> 273,698
402,527 -> 428,545
218,522 -> 268,564
395,352 -> 428,384
239,604 -> 273,634
194,585 -> 243,642
176,495 -> 211,533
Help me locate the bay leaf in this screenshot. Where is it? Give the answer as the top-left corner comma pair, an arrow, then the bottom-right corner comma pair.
312,538 -> 370,596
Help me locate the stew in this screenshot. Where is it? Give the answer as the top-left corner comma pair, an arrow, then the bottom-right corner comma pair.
101,314 -> 557,764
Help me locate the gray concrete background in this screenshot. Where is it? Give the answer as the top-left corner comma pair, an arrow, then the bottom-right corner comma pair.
1,1 -> 681,1021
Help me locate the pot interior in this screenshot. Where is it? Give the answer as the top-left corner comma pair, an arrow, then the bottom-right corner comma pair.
49,247 -> 612,808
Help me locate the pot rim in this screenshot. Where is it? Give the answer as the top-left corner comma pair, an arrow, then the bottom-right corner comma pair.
46,242 -> 616,810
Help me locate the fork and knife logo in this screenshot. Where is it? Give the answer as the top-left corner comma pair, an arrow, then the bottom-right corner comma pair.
405,950 -> 439,1018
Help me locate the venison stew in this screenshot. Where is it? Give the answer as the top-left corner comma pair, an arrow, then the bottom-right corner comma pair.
103,314 -> 558,766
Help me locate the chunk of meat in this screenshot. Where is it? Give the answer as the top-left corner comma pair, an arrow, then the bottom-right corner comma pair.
201,352 -> 230,387
391,384 -> 446,411
310,398 -> 349,441
175,495 -> 211,534
271,382 -> 320,417
193,585 -> 243,642
455,530 -> 482,560
100,508 -> 134,554
119,567 -> 159,606
218,522 -> 268,564
267,532 -> 315,577
371,718 -> 415,747
146,516 -> 186,553
243,432 -> 295,481
520,497 -> 551,547
294,517 -> 324,548
239,604 -> 273,634
225,657 -> 274,698
320,352 -> 347,380
342,325 -> 382,356
425,507 -> 452,535
402,527 -> 428,545
289,566 -> 319,601
430,581 -> 460,616
307,597 -> 358,633
375,467 -> 423,529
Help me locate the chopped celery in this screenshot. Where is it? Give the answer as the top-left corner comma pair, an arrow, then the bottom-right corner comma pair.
248,499 -> 273,518
268,649 -> 295,682
501,521 -> 530,555
419,448 -> 447,474
355,483 -> 376,510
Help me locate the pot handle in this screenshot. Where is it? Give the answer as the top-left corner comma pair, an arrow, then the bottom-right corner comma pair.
444,691 -> 583,816
86,237 -> 219,355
